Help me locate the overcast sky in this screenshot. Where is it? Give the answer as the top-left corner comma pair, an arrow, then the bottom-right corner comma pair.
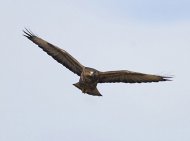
0,0 -> 190,141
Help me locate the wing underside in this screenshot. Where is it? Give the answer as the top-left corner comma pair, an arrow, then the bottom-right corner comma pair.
23,29 -> 84,76
98,70 -> 172,83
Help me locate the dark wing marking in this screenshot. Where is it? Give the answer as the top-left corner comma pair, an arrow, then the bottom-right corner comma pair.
98,70 -> 172,83
23,29 -> 84,76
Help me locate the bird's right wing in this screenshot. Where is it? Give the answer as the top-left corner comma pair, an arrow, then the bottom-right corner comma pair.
23,29 -> 84,76
98,70 -> 172,83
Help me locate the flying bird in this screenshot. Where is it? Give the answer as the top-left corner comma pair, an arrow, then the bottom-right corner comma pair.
23,29 -> 171,96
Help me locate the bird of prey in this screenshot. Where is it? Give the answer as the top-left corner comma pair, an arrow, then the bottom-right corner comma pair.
23,29 -> 171,96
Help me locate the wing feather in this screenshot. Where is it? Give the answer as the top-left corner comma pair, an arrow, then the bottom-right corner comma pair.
23,29 -> 84,76
98,70 -> 171,83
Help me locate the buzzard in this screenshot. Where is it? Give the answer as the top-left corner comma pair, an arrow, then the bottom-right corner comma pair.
23,29 -> 171,96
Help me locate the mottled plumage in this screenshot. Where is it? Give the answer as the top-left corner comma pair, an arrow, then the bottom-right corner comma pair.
23,29 -> 172,96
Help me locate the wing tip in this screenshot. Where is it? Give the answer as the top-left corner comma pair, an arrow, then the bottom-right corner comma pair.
161,76 -> 173,81
23,28 -> 36,39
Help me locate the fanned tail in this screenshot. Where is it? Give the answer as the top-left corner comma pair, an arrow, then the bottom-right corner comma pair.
73,82 -> 102,96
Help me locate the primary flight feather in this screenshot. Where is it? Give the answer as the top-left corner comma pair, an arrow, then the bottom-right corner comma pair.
23,29 -> 172,96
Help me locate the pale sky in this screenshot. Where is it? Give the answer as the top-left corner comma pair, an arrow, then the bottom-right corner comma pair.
0,0 -> 190,141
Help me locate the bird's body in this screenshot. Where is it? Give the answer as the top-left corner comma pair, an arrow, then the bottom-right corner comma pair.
73,67 -> 101,96
23,29 -> 171,96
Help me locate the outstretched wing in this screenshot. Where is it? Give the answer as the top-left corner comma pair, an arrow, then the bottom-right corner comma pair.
98,70 -> 171,83
23,29 -> 84,76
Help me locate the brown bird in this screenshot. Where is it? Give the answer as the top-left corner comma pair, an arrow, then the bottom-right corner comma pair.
23,29 -> 171,96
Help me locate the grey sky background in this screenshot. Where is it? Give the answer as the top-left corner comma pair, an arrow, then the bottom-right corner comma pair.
0,0 -> 190,141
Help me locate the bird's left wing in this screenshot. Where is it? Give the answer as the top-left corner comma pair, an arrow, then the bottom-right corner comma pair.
23,29 -> 84,76
98,70 -> 171,83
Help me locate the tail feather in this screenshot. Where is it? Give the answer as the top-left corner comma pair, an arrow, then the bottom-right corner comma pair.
73,82 -> 102,96
87,87 -> 102,96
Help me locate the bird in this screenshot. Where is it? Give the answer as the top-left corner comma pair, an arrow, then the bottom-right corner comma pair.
23,29 -> 172,96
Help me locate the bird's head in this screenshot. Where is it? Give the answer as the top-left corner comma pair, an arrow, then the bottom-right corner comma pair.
84,67 -> 99,80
